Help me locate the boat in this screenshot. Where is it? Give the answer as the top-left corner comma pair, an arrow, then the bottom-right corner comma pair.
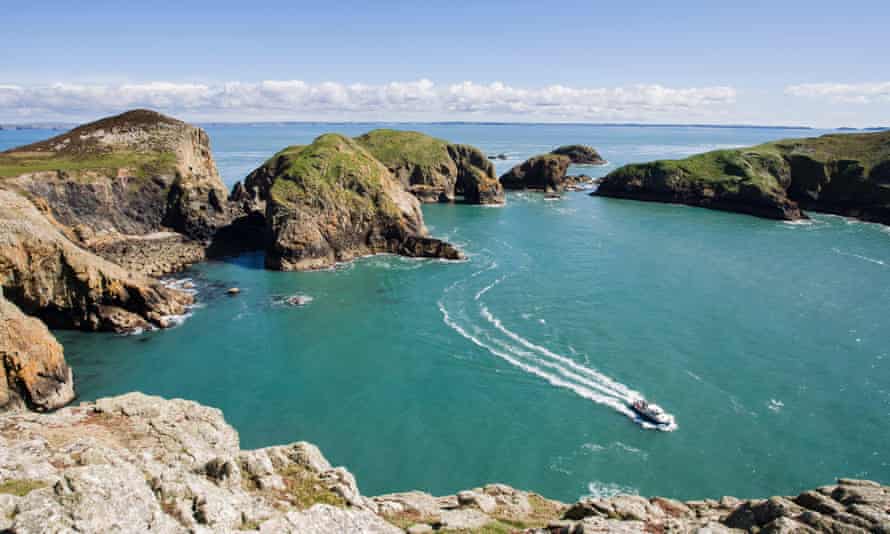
629,399 -> 671,426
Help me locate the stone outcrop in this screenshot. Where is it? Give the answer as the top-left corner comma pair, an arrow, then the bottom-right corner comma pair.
355,129 -> 504,204
0,189 -> 191,332
2,393 -> 888,533
551,144 -> 606,165
0,293 -> 74,413
500,154 -> 572,192
233,134 -> 463,271
594,130 -> 890,224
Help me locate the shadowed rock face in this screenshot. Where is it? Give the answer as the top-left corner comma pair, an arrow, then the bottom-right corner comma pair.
500,154 -> 572,192
234,134 -> 463,271
0,189 -> 191,332
355,129 -> 504,205
0,293 -> 74,412
595,130 -> 890,224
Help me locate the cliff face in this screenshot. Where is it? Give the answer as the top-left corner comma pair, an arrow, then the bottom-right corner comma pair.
235,134 -> 462,271
0,110 -> 231,242
0,189 -> 191,332
1,393 -> 887,534
595,130 -> 890,223
355,129 -> 504,205
500,154 -> 572,192
0,293 -> 74,413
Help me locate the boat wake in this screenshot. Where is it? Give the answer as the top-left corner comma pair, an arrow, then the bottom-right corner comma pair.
438,258 -> 677,431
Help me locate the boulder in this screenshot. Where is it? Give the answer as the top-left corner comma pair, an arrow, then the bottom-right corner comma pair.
551,144 -> 606,165
500,154 -> 571,192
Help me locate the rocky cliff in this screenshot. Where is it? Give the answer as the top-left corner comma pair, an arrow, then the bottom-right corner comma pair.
0,293 -> 74,413
355,130 -> 504,204
594,130 -> 890,223
500,154 -> 572,192
233,134 -> 463,271
0,189 -> 191,332
551,145 -> 606,165
1,393 -> 887,533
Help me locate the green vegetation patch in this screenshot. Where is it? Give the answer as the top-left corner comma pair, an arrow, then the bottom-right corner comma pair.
0,150 -> 177,180
355,129 -> 452,170
0,479 -> 47,497
279,464 -> 347,509
267,133 -> 401,219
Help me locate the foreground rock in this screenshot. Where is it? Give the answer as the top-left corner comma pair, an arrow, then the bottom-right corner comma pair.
0,293 -> 74,412
551,144 -> 606,165
595,130 -> 890,224
0,189 -> 191,332
2,393 -> 888,533
356,129 -> 504,204
233,134 -> 463,271
500,154 -> 572,192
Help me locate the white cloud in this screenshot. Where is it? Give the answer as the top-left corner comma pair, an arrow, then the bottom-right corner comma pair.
0,79 -> 737,121
785,82 -> 890,104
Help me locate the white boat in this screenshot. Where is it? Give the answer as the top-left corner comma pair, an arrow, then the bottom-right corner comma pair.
630,399 -> 671,426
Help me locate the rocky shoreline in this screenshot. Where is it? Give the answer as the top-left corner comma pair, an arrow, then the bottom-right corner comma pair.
0,393 -> 887,533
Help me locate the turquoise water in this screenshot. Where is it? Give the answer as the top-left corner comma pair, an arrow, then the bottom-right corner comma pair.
4,124 -> 890,502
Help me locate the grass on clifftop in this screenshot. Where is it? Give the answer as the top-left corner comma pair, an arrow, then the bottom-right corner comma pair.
267,134 -> 401,218
355,129 -> 452,170
0,150 -> 178,180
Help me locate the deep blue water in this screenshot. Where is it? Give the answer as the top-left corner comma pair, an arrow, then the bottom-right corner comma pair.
3,123 -> 888,502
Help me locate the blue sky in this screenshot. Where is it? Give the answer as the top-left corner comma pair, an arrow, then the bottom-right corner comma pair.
2,0 -> 889,126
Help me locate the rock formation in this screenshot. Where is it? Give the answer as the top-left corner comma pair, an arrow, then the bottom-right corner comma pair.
355,129 -> 504,204
0,189 -> 191,332
0,109 -> 236,274
551,144 -> 606,165
2,393 -> 888,533
500,154 -> 572,192
233,134 -> 463,271
594,130 -> 890,224
0,293 -> 74,413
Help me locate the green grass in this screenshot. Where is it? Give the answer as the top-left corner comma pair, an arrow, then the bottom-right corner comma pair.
266,133 -> 402,219
0,150 -> 177,180
0,479 -> 46,497
279,464 -> 347,509
355,129 -> 452,170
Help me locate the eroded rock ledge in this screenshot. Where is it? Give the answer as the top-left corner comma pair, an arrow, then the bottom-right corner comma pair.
1,393 -> 886,533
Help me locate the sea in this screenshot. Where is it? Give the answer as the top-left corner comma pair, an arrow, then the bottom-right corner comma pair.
3,122 -> 888,502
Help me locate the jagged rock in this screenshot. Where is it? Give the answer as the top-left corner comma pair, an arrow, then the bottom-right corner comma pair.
0,293 -> 74,412
0,189 -> 191,332
500,153 -> 572,192
594,130 -> 890,225
552,144 -> 606,165
246,134 -> 463,271
355,129 -> 504,204
0,109 -> 231,243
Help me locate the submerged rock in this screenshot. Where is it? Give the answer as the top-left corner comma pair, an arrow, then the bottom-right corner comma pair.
500,153 -> 572,192
594,130 -> 890,224
239,134 -> 464,271
0,293 -> 74,412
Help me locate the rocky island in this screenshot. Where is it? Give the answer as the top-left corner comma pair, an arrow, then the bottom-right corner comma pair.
594,130 -> 890,224
500,145 -> 606,193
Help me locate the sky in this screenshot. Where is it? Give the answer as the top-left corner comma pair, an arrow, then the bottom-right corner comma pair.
2,0 -> 889,127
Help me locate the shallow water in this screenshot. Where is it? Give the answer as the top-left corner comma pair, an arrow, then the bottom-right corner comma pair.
4,124 -> 889,502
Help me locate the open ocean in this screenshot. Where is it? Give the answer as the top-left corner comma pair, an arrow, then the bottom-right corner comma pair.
4,123 -> 888,502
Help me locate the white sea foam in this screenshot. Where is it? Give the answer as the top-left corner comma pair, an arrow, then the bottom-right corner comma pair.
768,399 -> 785,413
832,247 -> 887,266
584,481 -> 639,499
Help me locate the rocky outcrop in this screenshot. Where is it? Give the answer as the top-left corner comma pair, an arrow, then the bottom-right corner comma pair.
500,154 -> 572,192
552,144 -> 606,165
0,293 -> 74,413
355,129 -> 504,204
2,393 -> 887,533
235,134 -> 463,271
0,189 -> 191,332
594,130 -> 890,224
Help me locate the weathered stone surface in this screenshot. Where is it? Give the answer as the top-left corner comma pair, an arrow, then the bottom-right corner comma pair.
0,189 -> 192,332
500,153 -> 572,192
0,293 -> 74,412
